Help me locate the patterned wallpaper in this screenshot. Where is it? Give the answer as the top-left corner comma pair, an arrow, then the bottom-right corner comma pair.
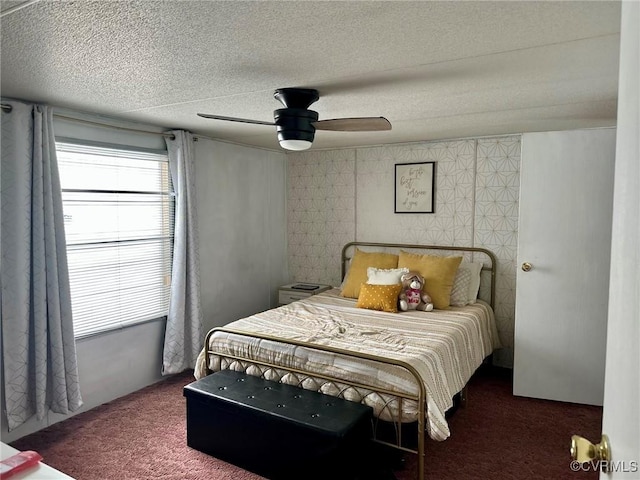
287,149 -> 356,285
287,135 -> 521,367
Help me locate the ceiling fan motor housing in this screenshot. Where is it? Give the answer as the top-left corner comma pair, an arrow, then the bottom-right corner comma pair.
274,108 -> 319,144
273,88 -> 319,109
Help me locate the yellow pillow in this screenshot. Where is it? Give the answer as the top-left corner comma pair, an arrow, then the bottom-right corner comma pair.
340,249 -> 399,299
397,251 -> 463,309
356,283 -> 402,313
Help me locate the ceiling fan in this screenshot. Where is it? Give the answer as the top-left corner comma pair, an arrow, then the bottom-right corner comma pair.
197,88 -> 391,151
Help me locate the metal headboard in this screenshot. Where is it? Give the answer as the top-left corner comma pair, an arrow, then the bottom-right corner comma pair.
341,241 -> 497,310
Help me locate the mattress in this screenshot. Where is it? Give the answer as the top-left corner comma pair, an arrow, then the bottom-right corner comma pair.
194,288 -> 501,441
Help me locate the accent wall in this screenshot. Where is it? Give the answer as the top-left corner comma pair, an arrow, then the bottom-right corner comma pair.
287,135 -> 521,367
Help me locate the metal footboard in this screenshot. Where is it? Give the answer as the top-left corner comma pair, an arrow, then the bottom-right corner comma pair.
204,326 -> 429,480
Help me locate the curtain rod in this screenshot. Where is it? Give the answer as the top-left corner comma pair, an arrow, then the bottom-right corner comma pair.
1,104 -> 174,140
54,113 -> 175,140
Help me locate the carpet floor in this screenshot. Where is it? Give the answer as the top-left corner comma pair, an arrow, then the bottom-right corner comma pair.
10,366 -> 602,480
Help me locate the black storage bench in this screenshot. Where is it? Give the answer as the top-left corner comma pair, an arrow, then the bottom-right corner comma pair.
184,369 -> 373,479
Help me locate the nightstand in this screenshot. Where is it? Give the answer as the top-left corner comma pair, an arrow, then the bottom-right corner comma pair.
278,283 -> 332,305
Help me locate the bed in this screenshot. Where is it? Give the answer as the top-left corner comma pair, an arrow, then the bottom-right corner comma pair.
194,242 -> 501,479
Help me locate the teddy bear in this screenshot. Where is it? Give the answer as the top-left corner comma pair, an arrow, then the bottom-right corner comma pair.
399,272 -> 434,312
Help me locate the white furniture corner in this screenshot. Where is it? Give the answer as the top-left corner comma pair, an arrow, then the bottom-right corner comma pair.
1,442 -> 74,479
278,283 -> 332,305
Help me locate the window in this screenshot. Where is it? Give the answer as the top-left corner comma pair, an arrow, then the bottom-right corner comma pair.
56,140 -> 174,338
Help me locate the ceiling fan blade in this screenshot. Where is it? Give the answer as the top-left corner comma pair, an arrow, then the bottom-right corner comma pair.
197,113 -> 275,126
313,117 -> 391,132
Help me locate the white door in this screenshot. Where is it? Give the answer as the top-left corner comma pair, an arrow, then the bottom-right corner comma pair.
599,2 -> 639,477
513,128 -> 616,405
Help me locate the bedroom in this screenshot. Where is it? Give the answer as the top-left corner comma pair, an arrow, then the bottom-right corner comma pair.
1,0 -> 638,478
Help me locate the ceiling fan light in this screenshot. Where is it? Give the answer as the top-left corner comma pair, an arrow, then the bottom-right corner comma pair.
279,139 -> 313,151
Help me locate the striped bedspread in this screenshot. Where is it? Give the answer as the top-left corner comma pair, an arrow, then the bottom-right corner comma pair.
194,288 -> 501,441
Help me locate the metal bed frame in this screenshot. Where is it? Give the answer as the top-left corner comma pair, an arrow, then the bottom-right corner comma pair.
203,242 -> 497,480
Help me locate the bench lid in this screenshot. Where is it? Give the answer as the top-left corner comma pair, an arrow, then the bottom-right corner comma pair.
184,370 -> 373,436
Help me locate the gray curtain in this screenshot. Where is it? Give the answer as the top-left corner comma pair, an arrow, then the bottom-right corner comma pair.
1,100 -> 83,430
162,130 -> 203,375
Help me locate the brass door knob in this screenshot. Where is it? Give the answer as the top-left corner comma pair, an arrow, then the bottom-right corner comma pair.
521,262 -> 533,272
571,434 -> 611,471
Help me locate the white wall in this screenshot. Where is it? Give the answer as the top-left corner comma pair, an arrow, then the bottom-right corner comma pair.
194,138 -> 288,333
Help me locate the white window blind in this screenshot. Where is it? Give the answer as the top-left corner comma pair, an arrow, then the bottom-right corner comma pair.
56,140 -> 174,338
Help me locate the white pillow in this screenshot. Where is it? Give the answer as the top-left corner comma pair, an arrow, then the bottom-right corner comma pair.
450,262 -> 483,306
366,267 -> 409,285
466,262 -> 483,304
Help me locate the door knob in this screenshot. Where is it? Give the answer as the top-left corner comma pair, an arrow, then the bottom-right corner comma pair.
521,262 -> 533,272
571,434 -> 611,471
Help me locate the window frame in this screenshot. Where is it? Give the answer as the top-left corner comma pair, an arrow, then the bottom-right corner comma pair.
56,137 -> 175,339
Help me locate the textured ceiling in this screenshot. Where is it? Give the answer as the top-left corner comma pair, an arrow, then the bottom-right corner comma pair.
0,0 -> 621,151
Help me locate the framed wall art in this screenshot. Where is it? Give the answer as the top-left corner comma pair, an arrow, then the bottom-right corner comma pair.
394,161 -> 435,213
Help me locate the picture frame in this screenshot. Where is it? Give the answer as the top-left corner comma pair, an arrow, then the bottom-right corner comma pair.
394,161 -> 435,213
